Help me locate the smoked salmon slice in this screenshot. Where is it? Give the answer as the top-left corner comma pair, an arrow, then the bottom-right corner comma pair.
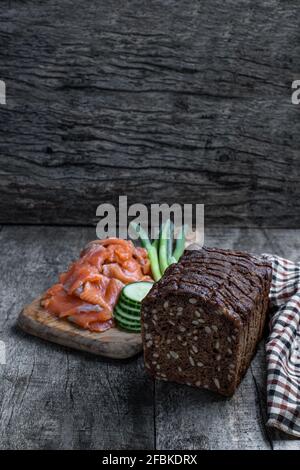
41,238 -> 152,333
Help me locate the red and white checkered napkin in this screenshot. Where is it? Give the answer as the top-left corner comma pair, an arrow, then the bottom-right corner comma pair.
262,254 -> 300,437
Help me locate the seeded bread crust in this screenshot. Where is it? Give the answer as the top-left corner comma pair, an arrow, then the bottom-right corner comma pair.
141,246 -> 272,396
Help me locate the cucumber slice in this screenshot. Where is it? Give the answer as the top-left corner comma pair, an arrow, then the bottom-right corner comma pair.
118,303 -> 140,316
115,315 -> 141,332
114,310 -> 141,325
116,317 -> 140,329
116,318 -> 140,330
114,306 -> 140,322
118,295 -> 141,310
122,282 -> 153,303
117,322 -> 141,333
120,292 -> 139,303
114,281 -> 152,333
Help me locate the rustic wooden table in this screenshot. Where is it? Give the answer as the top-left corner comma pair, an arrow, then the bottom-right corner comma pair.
0,225 -> 299,450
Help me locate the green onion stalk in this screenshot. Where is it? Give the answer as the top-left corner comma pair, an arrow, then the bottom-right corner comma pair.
159,219 -> 171,275
130,222 -> 161,282
173,224 -> 188,261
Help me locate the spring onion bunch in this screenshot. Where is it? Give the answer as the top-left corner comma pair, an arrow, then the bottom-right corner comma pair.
130,220 -> 187,282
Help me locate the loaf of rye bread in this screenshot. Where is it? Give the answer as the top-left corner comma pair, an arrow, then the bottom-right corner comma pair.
141,246 -> 272,396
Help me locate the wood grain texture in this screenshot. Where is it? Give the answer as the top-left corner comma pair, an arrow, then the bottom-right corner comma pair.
18,297 -> 142,360
0,226 -> 154,450
155,227 -> 300,450
0,1 -> 300,227
0,225 -> 300,449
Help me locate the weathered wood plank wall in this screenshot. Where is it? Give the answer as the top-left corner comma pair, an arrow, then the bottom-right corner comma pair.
0,0 -> 299,227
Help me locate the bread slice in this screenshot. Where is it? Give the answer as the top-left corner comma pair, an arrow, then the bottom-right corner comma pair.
141,247 -> 272,396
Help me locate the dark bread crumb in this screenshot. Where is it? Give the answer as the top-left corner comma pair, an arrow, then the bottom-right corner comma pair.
141,246 -> 272,396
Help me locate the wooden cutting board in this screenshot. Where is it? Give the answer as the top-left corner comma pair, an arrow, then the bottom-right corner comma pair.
18,297 -> 143,359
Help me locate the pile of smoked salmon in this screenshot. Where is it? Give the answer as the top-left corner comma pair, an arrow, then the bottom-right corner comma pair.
41,238 -> 153,332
